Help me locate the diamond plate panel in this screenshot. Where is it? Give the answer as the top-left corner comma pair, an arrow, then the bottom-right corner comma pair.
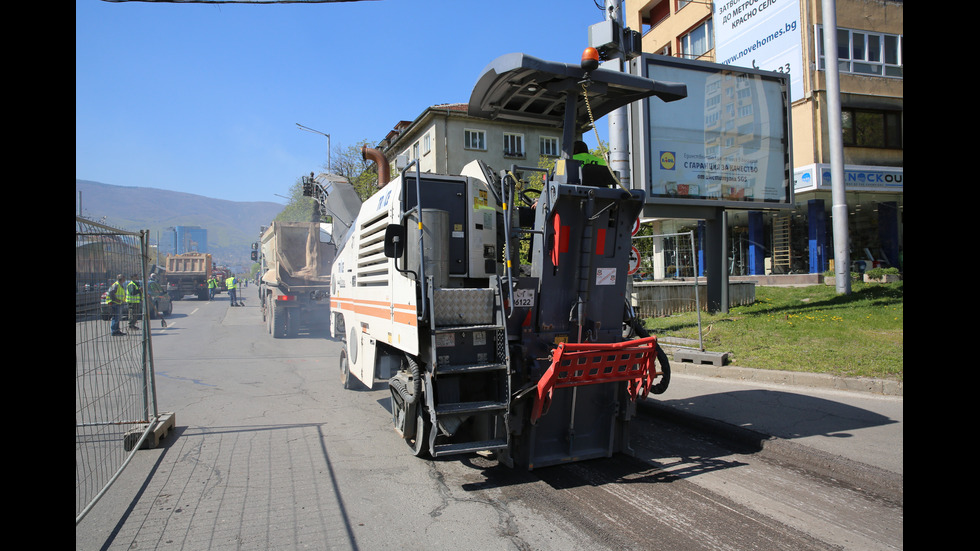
432,288 -> 494,326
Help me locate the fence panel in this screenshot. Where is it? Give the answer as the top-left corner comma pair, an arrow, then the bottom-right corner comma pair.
630,230 -> 756,319
76,217 -> 160,524
630,231 -> 703,319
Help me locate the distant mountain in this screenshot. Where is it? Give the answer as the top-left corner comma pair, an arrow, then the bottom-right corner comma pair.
76,179 -> 283,271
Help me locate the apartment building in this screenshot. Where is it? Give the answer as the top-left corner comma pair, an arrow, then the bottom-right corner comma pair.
377,103 -> 564,178
625,0 -> 902,274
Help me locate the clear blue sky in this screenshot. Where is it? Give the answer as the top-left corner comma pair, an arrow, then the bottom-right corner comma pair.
76,0 -> 615,204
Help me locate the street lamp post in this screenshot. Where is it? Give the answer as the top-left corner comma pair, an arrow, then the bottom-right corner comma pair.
296,123 -> 331,173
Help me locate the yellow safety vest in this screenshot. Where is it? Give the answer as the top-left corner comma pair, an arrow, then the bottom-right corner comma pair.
573,152 -> 607,166
126,280 -> 141,304
226,277 -> 236,290
106,281 -> 126,305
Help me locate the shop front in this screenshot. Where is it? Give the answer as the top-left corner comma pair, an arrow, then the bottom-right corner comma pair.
636,164 -> 902,279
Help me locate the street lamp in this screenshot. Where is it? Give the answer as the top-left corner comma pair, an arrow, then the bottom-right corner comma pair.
296,123 -> 331,173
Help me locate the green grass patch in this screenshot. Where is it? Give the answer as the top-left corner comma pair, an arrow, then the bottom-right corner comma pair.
641,281 -> 903,381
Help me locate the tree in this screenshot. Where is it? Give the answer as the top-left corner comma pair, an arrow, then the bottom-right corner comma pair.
331,139 -> 384,201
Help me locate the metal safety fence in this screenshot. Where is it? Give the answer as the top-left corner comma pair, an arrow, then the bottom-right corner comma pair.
76,217 -> 161,524
630,230 -> 703,313
629,230 -> 705,350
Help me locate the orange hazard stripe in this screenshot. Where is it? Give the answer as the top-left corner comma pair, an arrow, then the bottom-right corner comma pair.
331,296 -> 417,327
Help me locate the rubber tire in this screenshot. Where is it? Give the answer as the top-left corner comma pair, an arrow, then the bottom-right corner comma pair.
287,309 -> 301,336
650,344 -> 671,395
340,348 -> 353,390
408,407 -> 430,457
271,302 -> 287,338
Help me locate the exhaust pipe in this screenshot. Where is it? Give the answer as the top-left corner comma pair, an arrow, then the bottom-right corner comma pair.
361,145 -> 390,188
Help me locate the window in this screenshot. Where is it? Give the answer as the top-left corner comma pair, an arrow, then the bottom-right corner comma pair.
503,133 -> 525,157
818,26 -> 903,78
680,19 -> 713,59
412,141 -> 420,160
841,108 -> 902,149
540,136 -> 560,157
423,133 -> 431,155
464,129 -> 486,150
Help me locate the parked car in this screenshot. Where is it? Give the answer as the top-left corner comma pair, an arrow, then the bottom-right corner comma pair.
147,280 -> 173,318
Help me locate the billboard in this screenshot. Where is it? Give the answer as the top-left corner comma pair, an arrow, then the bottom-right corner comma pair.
629,54 -> 793,211
714,0 -> 804,102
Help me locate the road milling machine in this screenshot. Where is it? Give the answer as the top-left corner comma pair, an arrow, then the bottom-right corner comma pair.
311,51 -> 687,469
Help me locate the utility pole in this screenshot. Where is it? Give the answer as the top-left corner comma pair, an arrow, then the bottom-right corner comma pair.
296,123 -> 332,174
602,0 -> 631,189
821,0 -> 851,294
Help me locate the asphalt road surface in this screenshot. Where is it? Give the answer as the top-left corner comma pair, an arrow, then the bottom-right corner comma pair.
76,292 -> 902,550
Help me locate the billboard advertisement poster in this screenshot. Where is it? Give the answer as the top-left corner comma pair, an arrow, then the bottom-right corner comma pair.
631,54 -> 792,210
713,0 -> 804,102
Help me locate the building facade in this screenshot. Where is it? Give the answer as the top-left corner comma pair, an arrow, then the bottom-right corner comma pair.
173,225 -> 208,255
377,103 -> 565,179
625,0 -> 902,274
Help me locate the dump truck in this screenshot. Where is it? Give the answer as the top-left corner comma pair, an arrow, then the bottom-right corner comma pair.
165,252 -> 212,301
312,50 -> 685,470
212,266 -> 231,294
253,221 -> 336,338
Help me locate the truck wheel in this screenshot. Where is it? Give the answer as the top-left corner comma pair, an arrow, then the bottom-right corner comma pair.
266,296 -> 273,333
272,302 -> 287,338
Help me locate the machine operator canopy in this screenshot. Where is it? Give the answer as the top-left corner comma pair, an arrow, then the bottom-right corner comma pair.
467,52 -> 687,136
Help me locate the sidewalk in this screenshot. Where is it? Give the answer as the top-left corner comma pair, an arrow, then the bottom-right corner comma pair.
638,356 -> 903,503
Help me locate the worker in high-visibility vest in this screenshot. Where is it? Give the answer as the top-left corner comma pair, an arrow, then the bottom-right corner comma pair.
208,275 -> 218,301
572,140 -> 607,166
226,275 -> 238,306
126,274 -> 142,330
106,274 -> 128,336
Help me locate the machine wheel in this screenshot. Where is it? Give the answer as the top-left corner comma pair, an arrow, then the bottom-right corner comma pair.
340,348 -> 353,390
650,344 -> 671,395
407,407 -> 430,457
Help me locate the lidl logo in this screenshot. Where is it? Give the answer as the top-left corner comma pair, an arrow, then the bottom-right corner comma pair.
659,151 -> 676,170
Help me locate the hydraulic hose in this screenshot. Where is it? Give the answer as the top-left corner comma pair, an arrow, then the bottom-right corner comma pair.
389,355 -> 422,405
630,318 -> 671,395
